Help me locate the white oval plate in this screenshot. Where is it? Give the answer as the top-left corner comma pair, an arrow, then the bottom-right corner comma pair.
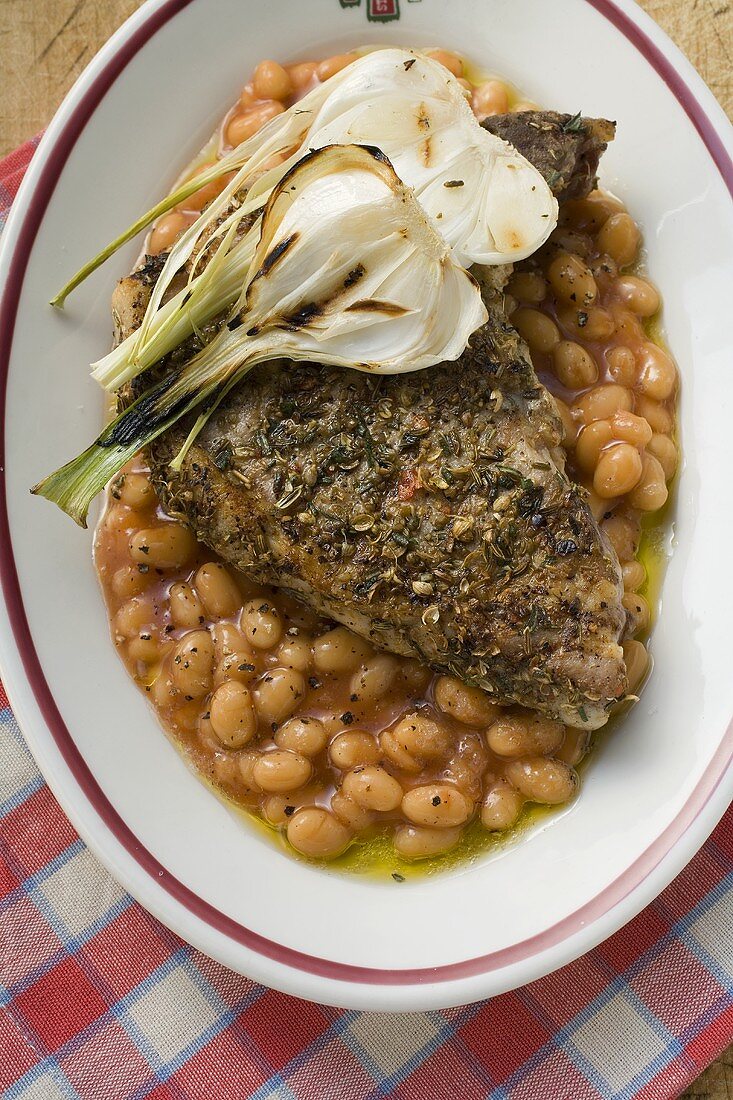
1,0 -> 732,1011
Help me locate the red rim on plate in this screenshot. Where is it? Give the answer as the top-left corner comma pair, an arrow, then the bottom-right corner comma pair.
1,0 -> 732,987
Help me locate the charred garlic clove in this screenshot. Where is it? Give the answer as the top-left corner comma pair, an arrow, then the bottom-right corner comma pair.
75,47 -> 554,392
304,49 -> 557,265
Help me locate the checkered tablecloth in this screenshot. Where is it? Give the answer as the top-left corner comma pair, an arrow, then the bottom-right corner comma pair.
2,138 -> 733,1100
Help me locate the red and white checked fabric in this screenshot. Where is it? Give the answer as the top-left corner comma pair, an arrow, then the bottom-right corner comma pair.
1,141 -> 733,1100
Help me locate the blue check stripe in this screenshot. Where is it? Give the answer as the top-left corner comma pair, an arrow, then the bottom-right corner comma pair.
355,1010 -> 464,1098
0,773 -> 45,821
3,1055 -> 83,1100
0,841 -> 87,918
484,875 -> 733,1100
2,689 -> 733,1099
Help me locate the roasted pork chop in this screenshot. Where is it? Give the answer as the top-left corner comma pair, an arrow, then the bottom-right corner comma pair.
114,111 -> 626,729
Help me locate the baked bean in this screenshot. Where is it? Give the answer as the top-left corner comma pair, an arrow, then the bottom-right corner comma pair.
253,750 -> 312,793
547,251 -> 597,305
393,824 -> 462,860
614,275 -> 660,317
128,633 -> 161,664
288,61 -> 317,90
634,395 -> 673,435
112,565 -> 148,600
622,559 -> 646,591
316,52 -> 358,81
238,753 -> 262,798
169,582 -> 205,630
350,655 -> 399,704
611,411 -> 653,449
275,716 -> 327,756
241,598 -> 283,649
508,270 -> 547,304
593,443 -> 643,498
115,596 -> 154,639
559,304 -> 615,342
574,384 -> 633,425
112,471 -> 153,510
606,346 -> 637,386
553,341 -> 598,389
226,101 -> 284,146
601,512 -> 641,561
575,419 -> 613,473
443,759 -> 483,802
555,728 -> 590,767
238,84 -> 256,109
275,633 -> 313,672
342,766 -> 403,812
628,453 -> 668,512
209,681 -> 256,748
104,502 -> 129,533
564,193 -> 624,232
182,162 -> 235,213
149,211 -> 191,254
636,344 -> 677,401
386,712 -> 451,762
212,621 -> 249,660
171,630 -> 214,698
504,757 -> 577,804
151,673 -> 177,710
433,676 -> 499,726
263,794 -> 298,827
287,807 -> 352,859
329,731 -> 381,770
472,79 -> 509,117
512,307 -> 560,353
254,667 -> 306,724
613,309 -> 645,349
487,711 -> 564,757
401,784 -> 473,828
623,639 -> 649,692
400,659 -> 433,694
252,59 -> 292,101
647,434 -> 677,481
554,398 -> 577,447
480,781 -> 524,830
426,49 -> 463,76
313,626 -> 373,674
214,651 -> 257,687
129,525 -> 196,570
443,733 -> 489,801
379,729 -> 422,774
551,228 -> 593,258
195,562 -> 242,618
330,791 -> 374,832
623,591 -> 651,634
596,212 -> 641,266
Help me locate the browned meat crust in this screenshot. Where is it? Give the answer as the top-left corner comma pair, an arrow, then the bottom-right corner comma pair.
115,110 -> 626,729
482,111 -> 616,202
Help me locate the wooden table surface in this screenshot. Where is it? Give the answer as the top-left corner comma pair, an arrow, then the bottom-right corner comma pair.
0,1 -> 731,1096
